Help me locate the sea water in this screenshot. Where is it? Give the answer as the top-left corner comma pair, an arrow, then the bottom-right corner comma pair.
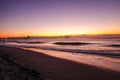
0,37 -> 120,71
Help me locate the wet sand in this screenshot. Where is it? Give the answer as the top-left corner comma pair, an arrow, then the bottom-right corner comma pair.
0,45 -> 120,80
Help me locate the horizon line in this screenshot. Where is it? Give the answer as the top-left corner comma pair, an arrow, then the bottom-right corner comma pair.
0,34 -> 120,38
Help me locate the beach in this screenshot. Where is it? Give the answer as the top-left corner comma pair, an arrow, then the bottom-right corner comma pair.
0,45 -> 120,80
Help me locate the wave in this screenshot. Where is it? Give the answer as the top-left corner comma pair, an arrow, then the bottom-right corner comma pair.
14,41 -> 45,44
1,40 -> 120,59
105,44 -> 120,48
17,45 -> 120,59
53,42 -> 92,45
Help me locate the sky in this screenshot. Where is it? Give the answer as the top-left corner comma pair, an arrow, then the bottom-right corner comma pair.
0,0 -> 120,38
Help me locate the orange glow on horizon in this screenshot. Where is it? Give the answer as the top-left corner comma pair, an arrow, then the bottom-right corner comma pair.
0,31 -> 120,38
1,0 -> 120,38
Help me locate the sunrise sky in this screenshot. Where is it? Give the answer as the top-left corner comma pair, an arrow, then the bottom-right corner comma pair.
0,0 -> 120,38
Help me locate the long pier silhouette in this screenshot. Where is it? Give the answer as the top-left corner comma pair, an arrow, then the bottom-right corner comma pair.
0,36 -> 70,42
0,36 -> 42,42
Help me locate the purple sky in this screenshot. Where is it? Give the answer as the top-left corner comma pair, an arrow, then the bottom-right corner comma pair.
0,0 -> 120,37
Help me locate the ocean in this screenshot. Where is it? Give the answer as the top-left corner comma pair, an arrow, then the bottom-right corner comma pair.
0,37 -> 120,71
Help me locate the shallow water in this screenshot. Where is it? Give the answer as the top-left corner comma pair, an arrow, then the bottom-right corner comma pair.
23,48 -> 120,72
